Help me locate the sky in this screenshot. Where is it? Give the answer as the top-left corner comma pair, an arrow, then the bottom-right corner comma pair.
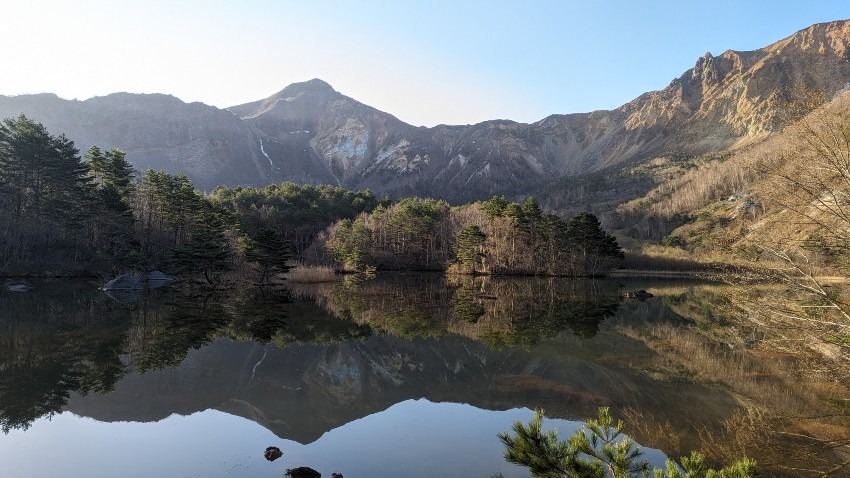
1,1 -> 848,126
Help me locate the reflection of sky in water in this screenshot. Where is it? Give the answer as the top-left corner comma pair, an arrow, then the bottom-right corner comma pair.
0,399 -> 667,478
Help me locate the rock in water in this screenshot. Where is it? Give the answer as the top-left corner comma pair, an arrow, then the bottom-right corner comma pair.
285,467 -> 321,478
264,446 -> 283,461
147,270 -> 175,282
331,473 -> 343,478
104,289 -> 141,303
147,270 -> 175,289
103,274 -> 141,291
624,289 -> 654,300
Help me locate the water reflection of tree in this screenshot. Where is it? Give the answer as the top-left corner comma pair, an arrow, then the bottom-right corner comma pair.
451,281 -> 486,323
0,285 -> 371,433
129,294 -> 231,372
620,283 -> 850,477
225,289 -> 373,346
295,274 -> 622,348
0,277 -> 621,434
0,286 -> 131,433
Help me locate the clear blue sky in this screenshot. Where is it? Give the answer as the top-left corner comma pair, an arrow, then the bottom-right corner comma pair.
1,1 -> 848,126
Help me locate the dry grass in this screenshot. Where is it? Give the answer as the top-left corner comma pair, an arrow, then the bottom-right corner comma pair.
285,265 -> 337,283
619,241 -> 728,272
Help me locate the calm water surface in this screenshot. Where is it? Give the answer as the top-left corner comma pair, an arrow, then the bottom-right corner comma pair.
0,274 -> 843,477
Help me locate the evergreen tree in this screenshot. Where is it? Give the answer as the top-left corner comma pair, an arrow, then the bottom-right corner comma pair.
499,408 -> 757,478
566,212 -> 624,264
245,227 -> 293,284
46,133 -> 92,227
454,224 -> 487,273
327,218 -> 371,271
103,147 -> 135,197
84,146 -> 108,185
172,202 -> 231,284
0,115 -> 94,267
483,195 -> 509,218
0,115 -> 56,222
522,197 -> 543,224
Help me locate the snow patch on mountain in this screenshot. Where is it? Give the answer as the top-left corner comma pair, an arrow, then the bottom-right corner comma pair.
259,140 -> 273,167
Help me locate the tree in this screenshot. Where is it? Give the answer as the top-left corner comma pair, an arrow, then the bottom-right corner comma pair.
82,145 -> 137,265
499,408 -> 757,478
245,227 -> 293,284
103,147 -> 135,197
84,146 -> 108,185
727,95 -> 850,365
0,115 -> 94,268
454,224 -> 487,273
172,202 -> 231,284
45,132 -> 92,226
566,212 -> 624,275
484,195 -> 510,218
327,218 -> 371,271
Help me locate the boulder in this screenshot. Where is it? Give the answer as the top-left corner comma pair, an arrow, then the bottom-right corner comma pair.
264,446 -> 283,462
103,274 -> 142,291
285,467 -> 321,478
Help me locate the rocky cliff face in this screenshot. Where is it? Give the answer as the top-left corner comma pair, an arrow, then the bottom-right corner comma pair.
2,20 -> 850,200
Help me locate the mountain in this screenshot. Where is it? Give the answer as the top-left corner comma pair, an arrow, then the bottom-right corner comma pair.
2,20 -> 850,201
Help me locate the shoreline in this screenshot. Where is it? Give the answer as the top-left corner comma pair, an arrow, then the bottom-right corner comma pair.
608,269 -> 726,280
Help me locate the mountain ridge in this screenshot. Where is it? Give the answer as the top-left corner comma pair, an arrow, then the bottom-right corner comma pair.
1,19 -> 849,201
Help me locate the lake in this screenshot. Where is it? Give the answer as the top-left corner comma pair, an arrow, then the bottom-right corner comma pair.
0,273 -> 847,477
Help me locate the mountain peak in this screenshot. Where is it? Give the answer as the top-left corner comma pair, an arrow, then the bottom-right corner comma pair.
228,79 -> 341,119
279,78 -> 336,95
270,78 -> 339,102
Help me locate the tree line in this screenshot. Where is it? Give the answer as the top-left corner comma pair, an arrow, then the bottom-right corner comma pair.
323,195 -> 623,276
0,115 -> 623,280
0,115 -> 272,281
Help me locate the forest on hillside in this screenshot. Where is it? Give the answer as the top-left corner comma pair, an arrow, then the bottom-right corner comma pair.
0,115 -> 623,281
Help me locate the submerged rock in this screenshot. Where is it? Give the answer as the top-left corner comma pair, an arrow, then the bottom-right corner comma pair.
103,274 -> 142,291
285,467 -> 321,478
331,474 -> 343,478
147,270 -> 175,282
6,283 -> 31,292
264,446 -> 283,462
624,289 -> 654,300
147,270 -> 175,289
104,289 -> 141,303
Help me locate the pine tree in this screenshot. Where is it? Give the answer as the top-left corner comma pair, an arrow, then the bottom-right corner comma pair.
327,218 -> 372,271
454,224 -> 487,273
565,212 -> 624,275
0,115 -> 55,222
103,147 -> 135,197
172,202 -> 231,284
0,115 -> 94,266
566,212 -> 623,259
499,408 -> 757,478
483,195 -> 509,218
245,227 -> 293,284
84,146 -> 108,185
47,133 -> 92,227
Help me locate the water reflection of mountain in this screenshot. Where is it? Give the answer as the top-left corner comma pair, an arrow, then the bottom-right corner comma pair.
5,276 -> 849,475
65,300 -> 737,447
